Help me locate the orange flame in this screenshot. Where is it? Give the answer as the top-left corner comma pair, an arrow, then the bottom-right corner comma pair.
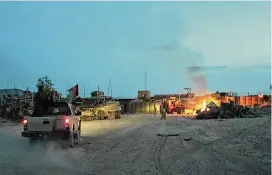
200,100 -> 207,111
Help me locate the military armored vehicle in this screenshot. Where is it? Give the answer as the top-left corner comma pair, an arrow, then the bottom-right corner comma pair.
78,91 -> 121,121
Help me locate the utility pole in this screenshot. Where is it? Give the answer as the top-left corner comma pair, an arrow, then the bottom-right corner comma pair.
84,84 -> 86,98
145,72 -> 147,90
108,78 -> 111,96
65,77 -> 68,98
178,89 -> 181,101
111,86 -> 112,97
13,74 -> 16,89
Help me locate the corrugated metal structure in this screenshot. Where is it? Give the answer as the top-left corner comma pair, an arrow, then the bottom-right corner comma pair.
235,95 -> 263,107
128,100 -> 157,114
135,101 -> 141,113
116,98 -> 134,114
128,102 -> 135,114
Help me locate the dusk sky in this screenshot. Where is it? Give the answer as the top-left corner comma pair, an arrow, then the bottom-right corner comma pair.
0,1 -> 271,97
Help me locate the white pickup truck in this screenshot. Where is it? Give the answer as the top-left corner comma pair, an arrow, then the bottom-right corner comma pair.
21,101 -> 82,148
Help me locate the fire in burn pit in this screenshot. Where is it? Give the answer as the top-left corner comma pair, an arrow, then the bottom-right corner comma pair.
200,100 -> 207,112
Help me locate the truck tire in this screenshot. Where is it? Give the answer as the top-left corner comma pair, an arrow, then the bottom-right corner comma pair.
69,133 -> 75,148
74,132 -> 79,145
69,126 -> 75,148
115,111 -> 121,119
98,110 -> 105,120
78,120 -> 81,137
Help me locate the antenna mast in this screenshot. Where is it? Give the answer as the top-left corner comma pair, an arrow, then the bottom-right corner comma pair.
145,72 -> 147,90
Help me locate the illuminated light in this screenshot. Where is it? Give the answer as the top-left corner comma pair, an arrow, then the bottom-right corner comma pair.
65,118 -> 70,124
23,119 -> 28,124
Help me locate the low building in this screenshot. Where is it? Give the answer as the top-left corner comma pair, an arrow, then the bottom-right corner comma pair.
116,98 -> 135,113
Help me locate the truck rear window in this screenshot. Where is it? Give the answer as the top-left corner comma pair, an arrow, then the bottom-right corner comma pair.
32,103 -> 71,116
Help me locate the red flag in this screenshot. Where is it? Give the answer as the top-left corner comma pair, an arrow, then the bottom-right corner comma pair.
68,84 -> 79,99
72,84 -> 79,98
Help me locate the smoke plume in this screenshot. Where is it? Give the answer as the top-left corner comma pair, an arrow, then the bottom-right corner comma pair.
186,66 -> 207,94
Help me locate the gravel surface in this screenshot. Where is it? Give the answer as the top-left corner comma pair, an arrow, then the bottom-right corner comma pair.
0,113 -> 270,175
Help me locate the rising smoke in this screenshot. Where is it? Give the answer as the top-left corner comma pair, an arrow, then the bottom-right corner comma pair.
186,66 -> 207,95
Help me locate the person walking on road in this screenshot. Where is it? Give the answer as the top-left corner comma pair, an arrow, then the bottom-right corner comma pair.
160,100 -> 167,121
154,104 -> 157,116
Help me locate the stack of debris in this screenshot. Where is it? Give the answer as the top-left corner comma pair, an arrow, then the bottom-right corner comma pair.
196,101 -> 269,120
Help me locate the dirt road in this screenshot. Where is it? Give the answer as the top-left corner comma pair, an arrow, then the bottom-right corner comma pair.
0,114 -> 270,175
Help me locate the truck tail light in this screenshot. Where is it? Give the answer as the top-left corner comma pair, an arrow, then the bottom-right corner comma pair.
23,116 -> 28,125
23,117 -> 28,131
64,118 -> 70,125
23,119 -> 27,124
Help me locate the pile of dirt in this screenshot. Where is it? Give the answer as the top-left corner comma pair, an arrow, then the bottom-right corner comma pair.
260,105 -> 271,115
196,102 -> 269,120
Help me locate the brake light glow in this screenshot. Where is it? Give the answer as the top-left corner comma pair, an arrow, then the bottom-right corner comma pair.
64,118 -> 70,124
23,119 -> 28,124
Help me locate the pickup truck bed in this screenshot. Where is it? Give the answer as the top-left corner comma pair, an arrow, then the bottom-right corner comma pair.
22,102 -> 81,147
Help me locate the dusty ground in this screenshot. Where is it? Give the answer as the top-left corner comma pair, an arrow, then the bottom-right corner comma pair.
0,112 -> 271,175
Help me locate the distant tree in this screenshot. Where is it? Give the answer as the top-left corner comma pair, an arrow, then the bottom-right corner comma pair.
36,76 -> 54,95
34,76 -> 55,107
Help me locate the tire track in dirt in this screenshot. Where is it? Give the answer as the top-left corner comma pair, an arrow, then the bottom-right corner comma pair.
86,119 -> 161,160
175,137 -> 201,175
166,119 -> 232,174
156,116 -> 269,175
152,136 -> 168,175
209,146 -> 268,175
128,137 -> 161,175
161,118 -> 203,174
180,118 -> 270,175
204,144 -> 231,175
166,134 -> 231,175
209,118 -> 271,174
187,116 -> 270,149
79,119 -> 162,174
